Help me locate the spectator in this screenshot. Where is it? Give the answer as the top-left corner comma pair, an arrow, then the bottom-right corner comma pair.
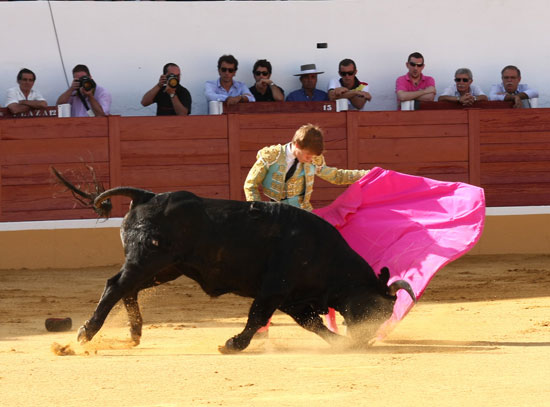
5,68 -> 47,115
395,52 -> 436,107
489,65 -> 538,108
327,58 -> 371,110
249,59 -> 284,102
141,63 -> 192,115
286,64 -> 328,102
205,54 -> 255,105
56,64 -> 111,117
438,68 -> 488,106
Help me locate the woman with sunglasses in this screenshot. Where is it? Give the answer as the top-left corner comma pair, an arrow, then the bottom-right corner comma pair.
439,68 -> 487,106
249,59 -> 284,102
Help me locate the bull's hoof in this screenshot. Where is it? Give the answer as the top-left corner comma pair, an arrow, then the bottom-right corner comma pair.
130,333 -> 141,347
76,325 -> 89,344
217,337 -> 243,354
218,345 -> 240,354
367,337 -> 378,347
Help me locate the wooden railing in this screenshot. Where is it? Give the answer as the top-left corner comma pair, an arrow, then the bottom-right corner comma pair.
224,101 -> 337,114
417,100 -> 514,110
1,107 -> 550,222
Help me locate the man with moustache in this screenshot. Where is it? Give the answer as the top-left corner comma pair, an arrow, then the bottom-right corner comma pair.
5,68 -> 47,114
489,65 -> 538,108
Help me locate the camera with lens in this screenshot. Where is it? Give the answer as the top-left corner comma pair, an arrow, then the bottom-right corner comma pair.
165,73 -> 179,89
78,76 -> 96,92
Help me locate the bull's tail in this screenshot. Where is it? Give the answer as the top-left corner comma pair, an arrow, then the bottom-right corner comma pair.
51,166 -> 155,219
94,187 -> 156,211
50,166 -> 113,218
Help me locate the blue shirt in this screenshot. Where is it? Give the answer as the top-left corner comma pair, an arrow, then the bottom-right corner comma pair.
204,79 -> 255,102
285,88 -> 328,102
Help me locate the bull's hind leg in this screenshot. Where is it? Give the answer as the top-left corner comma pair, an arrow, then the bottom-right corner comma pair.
218,298 -> 280,354
218,250 -> 291,354
281,304 -> 350,347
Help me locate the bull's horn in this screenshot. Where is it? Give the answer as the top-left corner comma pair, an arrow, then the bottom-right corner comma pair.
388,280 -> 417,303
94,187 -> 155,208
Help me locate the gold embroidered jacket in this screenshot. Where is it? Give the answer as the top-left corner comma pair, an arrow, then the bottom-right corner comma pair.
244,143 -> 368,211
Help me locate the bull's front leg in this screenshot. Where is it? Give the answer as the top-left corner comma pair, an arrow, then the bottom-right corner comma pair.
123,293 -> 142,346
121,266 -> 184,346
78,265 -> 147,344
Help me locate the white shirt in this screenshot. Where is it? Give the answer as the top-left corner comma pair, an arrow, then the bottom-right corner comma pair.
489,83 -> 538,101
441,83 -> 486,97
285,143 -> 298,174
327,77 -> 369,111
5,86 -> 46,106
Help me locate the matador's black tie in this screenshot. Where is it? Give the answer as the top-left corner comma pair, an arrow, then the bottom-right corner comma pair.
285,158 -> 299,181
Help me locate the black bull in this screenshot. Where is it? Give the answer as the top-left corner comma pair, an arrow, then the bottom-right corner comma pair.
52,168 -> 415,353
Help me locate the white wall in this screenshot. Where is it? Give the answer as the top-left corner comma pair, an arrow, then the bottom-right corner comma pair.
1,0 -> 548,116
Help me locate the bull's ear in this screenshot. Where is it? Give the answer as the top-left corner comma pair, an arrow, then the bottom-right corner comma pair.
378,267 -> 390,285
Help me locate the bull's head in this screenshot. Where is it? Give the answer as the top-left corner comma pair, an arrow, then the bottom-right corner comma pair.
342,267 -> 416,343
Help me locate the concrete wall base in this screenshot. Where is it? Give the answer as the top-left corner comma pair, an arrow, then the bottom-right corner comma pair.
1,212 -> 549,269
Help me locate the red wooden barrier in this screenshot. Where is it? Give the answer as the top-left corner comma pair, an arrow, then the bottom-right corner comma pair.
1,108 -> 550,222
224,101 -> 337,114
417,100 -> 513,110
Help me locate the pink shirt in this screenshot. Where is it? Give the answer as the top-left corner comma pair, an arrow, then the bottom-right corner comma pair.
395,73 -> 435,109
395,73 -> 435,93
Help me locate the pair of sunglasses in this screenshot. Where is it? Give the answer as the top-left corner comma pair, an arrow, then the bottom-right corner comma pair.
254,71 -> 269,77
220,67 -> 235,73
408,62 -> 424,68
339,71 -> 355,77
454,78 -> 470,83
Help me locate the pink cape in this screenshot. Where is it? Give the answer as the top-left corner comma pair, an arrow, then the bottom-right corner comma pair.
313,167 -> 485,338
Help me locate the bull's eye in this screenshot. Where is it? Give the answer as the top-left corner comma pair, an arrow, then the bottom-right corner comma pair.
151,239 -> 159,247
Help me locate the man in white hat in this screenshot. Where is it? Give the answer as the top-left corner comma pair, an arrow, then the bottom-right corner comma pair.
286,64 -> 329,102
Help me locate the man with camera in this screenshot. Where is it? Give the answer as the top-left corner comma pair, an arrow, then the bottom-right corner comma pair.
141,63 -> 192,116
56,64 -> 111,117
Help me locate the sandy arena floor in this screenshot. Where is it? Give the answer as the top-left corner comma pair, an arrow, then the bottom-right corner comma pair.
0,254 -> 549,407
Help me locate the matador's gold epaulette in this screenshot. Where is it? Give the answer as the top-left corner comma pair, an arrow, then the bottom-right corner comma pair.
258,144 -> 282,166
311,154 -> 326,167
